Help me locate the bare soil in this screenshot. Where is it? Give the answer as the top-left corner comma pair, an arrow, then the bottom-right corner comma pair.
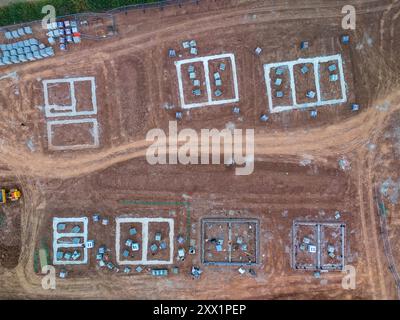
51,122 -> 96,147
0,0 -> 399,300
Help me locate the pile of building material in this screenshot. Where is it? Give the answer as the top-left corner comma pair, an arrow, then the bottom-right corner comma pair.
177,248 -> 185,261
96,245 -> 113,269
260,114 -> 269,122
93,214 -> 109,226
177,235 -> 185,261
232,236 -> 248,254
168,48 -> 176,58
149,231 -> 168,255
0,38 -> 53,66
182,39 -> 197,55
213,63 -> 226,97
341,35 -> 350,45
175,111 -> 183,120
151,268 -> 168,276
238,267 -> 246,274
3,26 -> 33,40
56,249 -> 81,261
327,63 -> 338,82
351,103 -> 360,112
123,227 -> 140,258
299,236 -> 316,253
300,41 -> 309,50
338,157 -> 351,171
191,266 -> 202,279
188,65 -> 202,96
274,67 -> 285,98
327,244 -> 336,259
254,47 -> 263,56
92,213 -> 100,222
59,269 -> 68,279
47,20 -> 81,51
209,238 -> 224,252
310,110 -> 318,118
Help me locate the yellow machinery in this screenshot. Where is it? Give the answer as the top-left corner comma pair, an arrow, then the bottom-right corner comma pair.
0,188 -> 22,204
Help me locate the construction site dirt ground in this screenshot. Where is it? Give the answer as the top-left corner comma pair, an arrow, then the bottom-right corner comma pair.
1,0 -> 400,299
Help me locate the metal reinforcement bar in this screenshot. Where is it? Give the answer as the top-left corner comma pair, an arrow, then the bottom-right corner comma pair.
374,185 -> 400,298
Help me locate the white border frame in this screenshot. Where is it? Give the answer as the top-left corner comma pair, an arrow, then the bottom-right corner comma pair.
52,217 -> 88,265
43,77 -> 97,118
264,54 -> 347,113
175,53 -> 240,109
47,118 -> 100,151
115,217 -> 174,265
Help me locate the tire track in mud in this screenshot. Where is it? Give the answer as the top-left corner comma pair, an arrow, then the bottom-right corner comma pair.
1,0 -> 399,299
0,93 -> 397,179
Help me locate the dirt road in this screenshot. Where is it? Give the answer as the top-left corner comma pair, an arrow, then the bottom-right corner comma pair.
0,0 -> 400,299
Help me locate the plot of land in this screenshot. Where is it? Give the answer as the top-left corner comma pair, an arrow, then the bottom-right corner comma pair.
0,0 -> 399,301
201,218 -> 259,266
264,55 -> 347,113
115,217 -> 174,265
175,53 -> 239,109
292,221 -> 345,271
47,119 -> 99,151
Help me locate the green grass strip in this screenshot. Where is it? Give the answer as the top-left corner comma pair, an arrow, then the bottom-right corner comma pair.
0,0 -> 161,27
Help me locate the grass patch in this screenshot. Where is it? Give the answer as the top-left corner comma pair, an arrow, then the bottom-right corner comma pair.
0,0 -> 160,27
40,237 -> 51,263
0,211 -> 5,227
33,237 -> 51,273
33,249 -> 39,273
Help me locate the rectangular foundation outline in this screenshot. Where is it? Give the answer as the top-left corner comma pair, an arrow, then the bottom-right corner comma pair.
43,76 -> 98,118
292,221 -> 346,271
201,218 -> 260,266
47,118 -> 100,151
115,217 -> 175,265
52,217 -> 88,265
175,53 -> 240,109
264,54 -> 347,113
